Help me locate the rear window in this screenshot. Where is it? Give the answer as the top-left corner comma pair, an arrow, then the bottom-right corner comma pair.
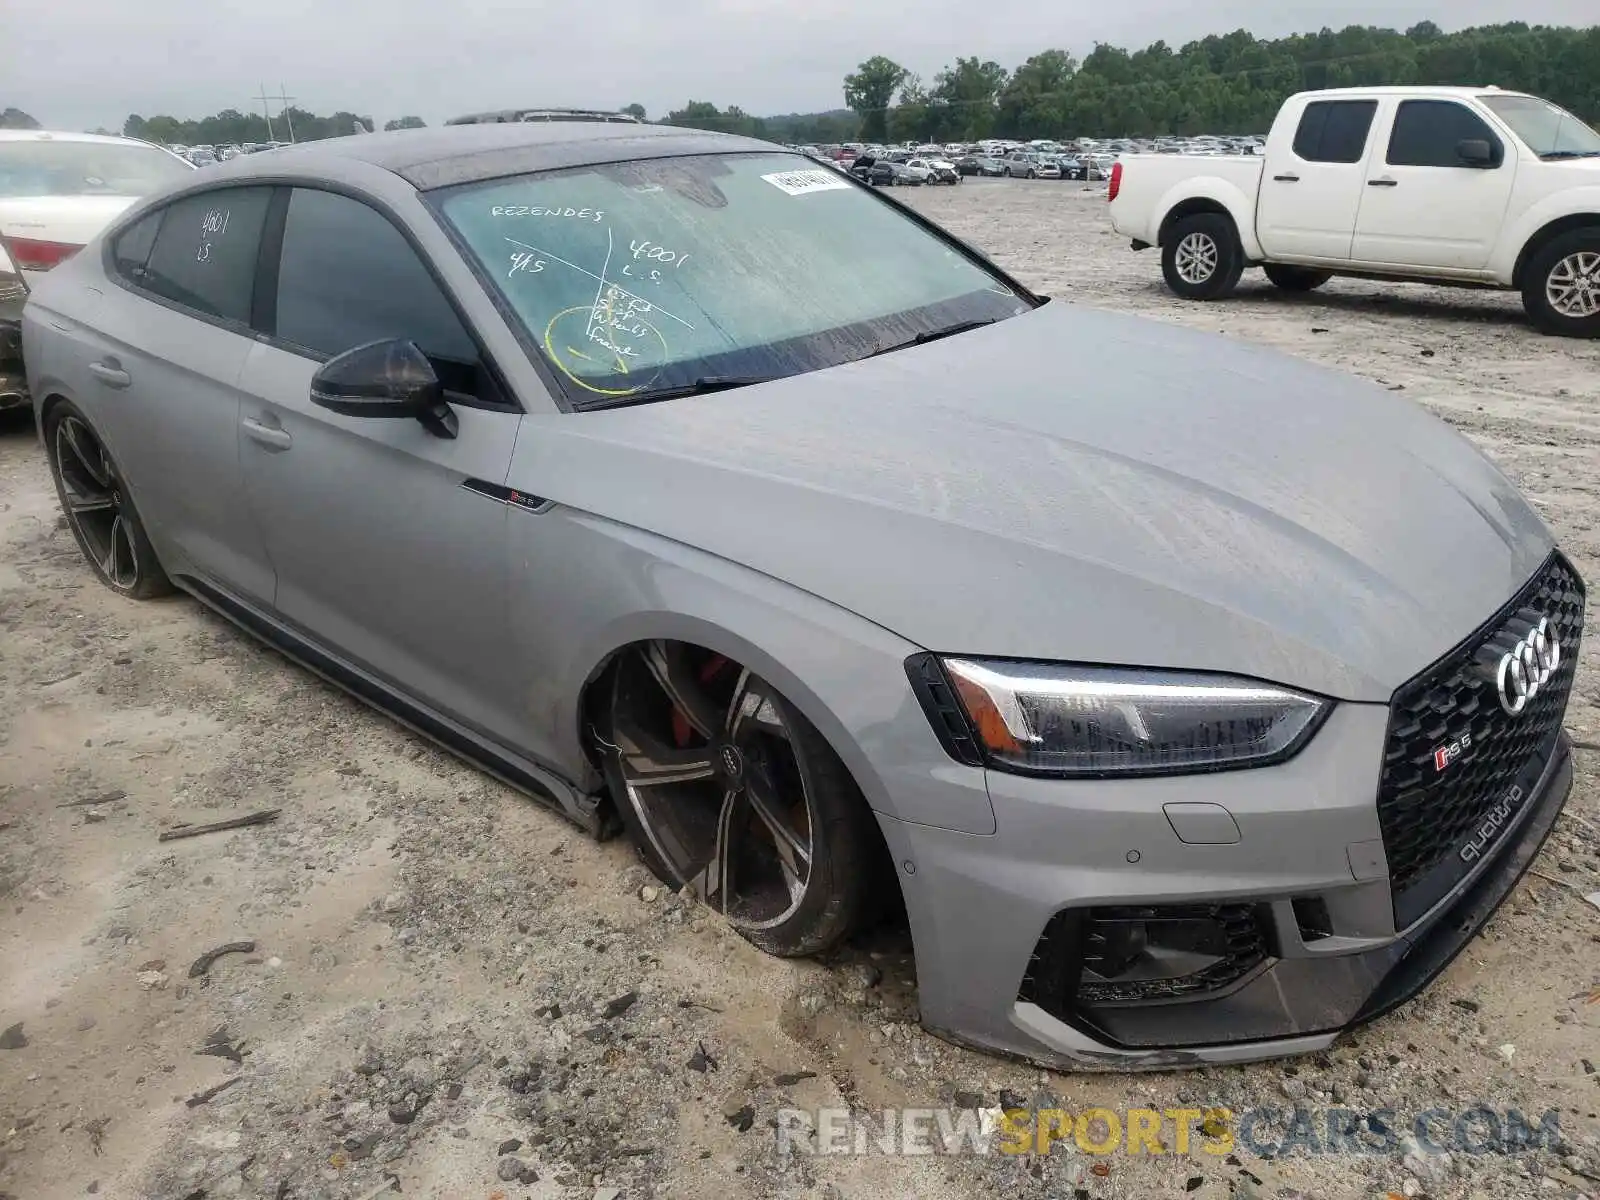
139,187 -> 272,324
1291,101 -> 1379,164
0,140 -> 193,198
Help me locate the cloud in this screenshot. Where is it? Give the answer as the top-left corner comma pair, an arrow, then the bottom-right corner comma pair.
9,0 -> 1595,132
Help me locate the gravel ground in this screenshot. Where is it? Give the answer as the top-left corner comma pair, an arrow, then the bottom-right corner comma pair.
2,179 -> 1598,1200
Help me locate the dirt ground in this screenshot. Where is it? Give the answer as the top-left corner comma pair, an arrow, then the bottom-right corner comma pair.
2,179 -> 1598,1200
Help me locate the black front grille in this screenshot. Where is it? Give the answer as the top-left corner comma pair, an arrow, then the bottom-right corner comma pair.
1377,554 -> 1584,928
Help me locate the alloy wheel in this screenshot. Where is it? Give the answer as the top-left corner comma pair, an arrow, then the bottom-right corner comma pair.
1546,250 -> 1600,319
53,414 -> 140,591
604,642 -> 817,931
1174,232 -> 1220,284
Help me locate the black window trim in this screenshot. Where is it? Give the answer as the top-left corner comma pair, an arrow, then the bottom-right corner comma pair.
417,148 -> 1044,415
1384,98 -> 1506,169
101,176 -> 524,416
101,182 -> 276,344
1291,99 -> 1380,165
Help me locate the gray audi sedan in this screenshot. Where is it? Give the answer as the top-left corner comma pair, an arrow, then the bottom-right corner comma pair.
22,118 -> 1585,1068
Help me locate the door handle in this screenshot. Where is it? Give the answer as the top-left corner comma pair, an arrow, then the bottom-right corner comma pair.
1272,173 -> 1300,182
1368,178 -> 1399,188
242,417 -> 292,451
88,361 -> 130,388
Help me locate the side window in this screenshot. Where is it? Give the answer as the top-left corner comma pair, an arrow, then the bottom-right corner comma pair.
140,187 -> 272,324
1387,101 -> 1502,168
272,187 -> 485,398
111,211 -> 162,284
1292,100 -> 1379,164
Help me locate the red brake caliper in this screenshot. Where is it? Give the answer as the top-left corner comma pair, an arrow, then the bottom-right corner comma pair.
670,654 -> 730,746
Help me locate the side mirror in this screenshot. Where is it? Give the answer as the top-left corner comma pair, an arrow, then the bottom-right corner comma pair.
1456,138 -> 1496,167
310,338 -> 457,438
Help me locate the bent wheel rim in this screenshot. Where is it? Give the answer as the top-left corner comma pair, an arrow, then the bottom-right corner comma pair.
1175,232 -> 1220,284
607,642 -> 815,931
54,416 -> 139,591
1546,250 -> 1600,319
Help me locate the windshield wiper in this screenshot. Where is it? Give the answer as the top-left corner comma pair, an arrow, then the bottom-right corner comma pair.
865,317 -> 997,360
1540,150 -> 1600,159
577,376 -> 776,411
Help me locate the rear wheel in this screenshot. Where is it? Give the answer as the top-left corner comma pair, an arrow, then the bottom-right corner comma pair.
1162,213 -> 1245,301
1522,229 -> 1600,339
1263,263 -> 1333,292
597,642 -> 876,957
44,401 -> 173,600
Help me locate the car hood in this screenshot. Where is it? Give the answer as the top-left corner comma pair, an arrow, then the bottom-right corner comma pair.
532,304 -> 1554,701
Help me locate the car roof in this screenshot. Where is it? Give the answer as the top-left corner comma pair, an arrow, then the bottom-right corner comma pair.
1292,85 -> 1532,101
0,129 -> 161,148
216,121 -> 777,190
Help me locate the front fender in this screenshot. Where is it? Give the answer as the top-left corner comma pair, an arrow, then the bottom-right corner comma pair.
1491,187 -> 1600,283
509,506 -> 997,836
1155,176 -> 1265,261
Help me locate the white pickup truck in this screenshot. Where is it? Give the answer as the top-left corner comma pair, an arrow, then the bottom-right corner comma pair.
1109,86 -> 1600,337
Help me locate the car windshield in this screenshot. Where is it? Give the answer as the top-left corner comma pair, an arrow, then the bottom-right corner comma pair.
433,152 -> 1030,407
1479,94 -> 1600,158
0,140 -> 193,198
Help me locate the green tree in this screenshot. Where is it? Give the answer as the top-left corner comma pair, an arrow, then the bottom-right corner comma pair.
1,107 -> 40,130
996,49 -> 1078,137
621,103 -> 647,121
932,57 -> 1009,139
383,116 -> 427,131
844,55 -> 908,142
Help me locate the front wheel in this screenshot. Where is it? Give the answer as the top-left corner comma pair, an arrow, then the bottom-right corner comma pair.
1263,263 -> 1333,292
1522,229 -> 1600,338
1161,213 -> 1245,301
598,643 -> 877,957
44,401 -> 173,599
1026,169 -> 1036,180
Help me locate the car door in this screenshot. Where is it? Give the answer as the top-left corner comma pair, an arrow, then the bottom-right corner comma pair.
1350,99 -> 1517,270
235,185 -> 525,743
89,186 -> 278,602
1255,98 -> 1381,261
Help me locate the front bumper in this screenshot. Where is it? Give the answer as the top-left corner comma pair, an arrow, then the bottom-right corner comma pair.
879,557 -> 1583,1068
885,721 -> 1572,1069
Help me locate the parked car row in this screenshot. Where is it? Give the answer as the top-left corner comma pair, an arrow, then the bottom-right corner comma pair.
847,154 -> 961,187
166,141 -> 287,166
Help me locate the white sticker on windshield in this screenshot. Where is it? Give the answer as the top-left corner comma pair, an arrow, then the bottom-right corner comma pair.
761,169 -> 851,197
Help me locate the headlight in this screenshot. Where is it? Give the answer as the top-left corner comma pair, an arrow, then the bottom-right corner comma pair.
908,655 -> 1330,777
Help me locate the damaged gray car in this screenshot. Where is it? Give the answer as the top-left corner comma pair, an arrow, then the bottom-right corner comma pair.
23,118 -> 1585,1068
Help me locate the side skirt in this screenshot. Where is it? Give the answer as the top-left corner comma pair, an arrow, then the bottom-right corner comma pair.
175,573 -> 610,838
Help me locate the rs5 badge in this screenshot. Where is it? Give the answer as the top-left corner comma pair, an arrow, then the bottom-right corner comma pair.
1433,732 -> 1472,772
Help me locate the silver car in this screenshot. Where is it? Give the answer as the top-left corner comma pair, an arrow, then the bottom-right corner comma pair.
23,121 -> 1585,1068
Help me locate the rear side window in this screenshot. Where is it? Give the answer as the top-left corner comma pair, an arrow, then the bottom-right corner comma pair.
1292,101 -> 1379,163
272,188 -> 479,371
111,211 -> 162,284
139,187 -> 272,324
1387,101 -> 1502,167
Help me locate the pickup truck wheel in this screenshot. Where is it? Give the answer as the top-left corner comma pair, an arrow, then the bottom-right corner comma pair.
1523,230 -> 1600,338
1263,264 -> 1333,293
1163,214 -> 1244,300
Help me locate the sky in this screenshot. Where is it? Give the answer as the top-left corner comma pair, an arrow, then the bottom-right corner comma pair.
7,0 -> 1596,133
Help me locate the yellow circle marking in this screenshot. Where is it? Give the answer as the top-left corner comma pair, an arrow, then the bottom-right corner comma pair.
543,303 -> 670,397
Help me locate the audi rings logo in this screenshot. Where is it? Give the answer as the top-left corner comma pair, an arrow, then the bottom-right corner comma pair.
1495,617 -> 1561,716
